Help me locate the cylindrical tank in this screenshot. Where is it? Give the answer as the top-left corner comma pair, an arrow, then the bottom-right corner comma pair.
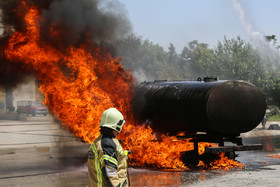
132,79 -> 266,136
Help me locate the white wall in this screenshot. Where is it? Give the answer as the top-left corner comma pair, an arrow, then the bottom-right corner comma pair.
13,76 -> 36,110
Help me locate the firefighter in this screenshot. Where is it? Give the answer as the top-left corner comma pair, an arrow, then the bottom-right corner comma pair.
88,108 -> 130,187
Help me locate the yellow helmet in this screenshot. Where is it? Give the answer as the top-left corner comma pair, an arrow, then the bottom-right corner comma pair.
99,108 -> 125,133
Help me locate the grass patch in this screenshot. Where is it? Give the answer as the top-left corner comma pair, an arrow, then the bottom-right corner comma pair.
268,114 -> 280,121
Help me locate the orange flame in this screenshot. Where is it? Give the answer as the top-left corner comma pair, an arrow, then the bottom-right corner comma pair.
268,154 -> 280,159
205,153 -> 244,170
3,2 -> 243,170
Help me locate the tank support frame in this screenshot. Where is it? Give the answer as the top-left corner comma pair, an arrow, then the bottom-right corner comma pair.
178,133 -> 263,167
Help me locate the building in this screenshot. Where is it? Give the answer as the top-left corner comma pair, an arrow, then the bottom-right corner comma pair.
0,75 -> 44,111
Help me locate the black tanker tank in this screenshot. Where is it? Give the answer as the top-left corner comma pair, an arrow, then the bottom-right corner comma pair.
132,78 -> 266,136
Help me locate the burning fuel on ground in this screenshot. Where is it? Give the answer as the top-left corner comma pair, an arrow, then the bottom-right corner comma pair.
0,0 -> 245,170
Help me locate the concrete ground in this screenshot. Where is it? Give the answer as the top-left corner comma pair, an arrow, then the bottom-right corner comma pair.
0,116 -> 89,187
1,116 -> 280,186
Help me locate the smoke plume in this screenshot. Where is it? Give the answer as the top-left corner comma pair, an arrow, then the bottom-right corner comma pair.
39,0 -> 131,48
0,0 -> 131,86
1,0 -> 131,47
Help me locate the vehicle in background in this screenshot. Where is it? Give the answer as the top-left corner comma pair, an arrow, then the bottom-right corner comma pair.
17,100 -> 48,116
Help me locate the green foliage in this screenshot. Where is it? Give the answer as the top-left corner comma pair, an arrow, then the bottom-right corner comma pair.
260,35 -> 280,106
265,35 -> 278,47
113,34 -> 280,108
268,105 -> 280,116
266,35 -> 277,42
263,72 -> 280,106
268,114 -> 280,121
178,40 -> 213,79
211,36 -> 265,86
115,35 -> 191,81
168,43 -> 177,64
267,105 -> 280,121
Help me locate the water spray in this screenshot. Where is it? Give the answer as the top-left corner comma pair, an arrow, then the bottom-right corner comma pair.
232,0 -> 280,69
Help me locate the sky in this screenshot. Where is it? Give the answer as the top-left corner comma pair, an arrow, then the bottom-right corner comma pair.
118,0 -> 280,52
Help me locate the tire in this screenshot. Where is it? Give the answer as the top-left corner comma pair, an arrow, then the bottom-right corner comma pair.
225,151 -> 236,159
181,150 -> 199,167
199,152 -> 220,166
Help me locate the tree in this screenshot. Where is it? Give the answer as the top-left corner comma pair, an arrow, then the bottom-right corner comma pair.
180,46 -> 189,61
114,33 -> 280,108
265,35 -> 277,44
261,35 -> 280,106
115,34 -> 180,81
168,43 -> 177,64
211,36 -> 265,86
180,40 -> 213,79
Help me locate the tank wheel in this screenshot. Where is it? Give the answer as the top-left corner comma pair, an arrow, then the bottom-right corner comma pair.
199,153 -> 220,166
225,151 -> 237,159
181,150 -> 199,167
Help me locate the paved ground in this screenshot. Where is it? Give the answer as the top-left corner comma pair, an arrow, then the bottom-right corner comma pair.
1,116 -> 280,186
0,116 -> 89,187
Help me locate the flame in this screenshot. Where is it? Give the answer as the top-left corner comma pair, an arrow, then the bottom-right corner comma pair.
205,153 -> 244,170
3,1 -> 243,170
263,136 -> 275,152
268,154 -> 280,159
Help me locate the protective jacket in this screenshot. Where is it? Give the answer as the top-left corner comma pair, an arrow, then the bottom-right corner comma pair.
88,132 -> 129,187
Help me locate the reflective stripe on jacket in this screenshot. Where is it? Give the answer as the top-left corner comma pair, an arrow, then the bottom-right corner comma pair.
88,134 -> 129,187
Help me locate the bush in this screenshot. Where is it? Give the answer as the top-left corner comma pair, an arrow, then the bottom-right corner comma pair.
268,105 -> 280,116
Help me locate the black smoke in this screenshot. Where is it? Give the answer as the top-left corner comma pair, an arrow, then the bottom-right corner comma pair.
40,0 -> 131,48
0,0 -> 131,86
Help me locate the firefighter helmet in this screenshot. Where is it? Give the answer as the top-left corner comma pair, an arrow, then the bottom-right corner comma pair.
99,108 -> 125,133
